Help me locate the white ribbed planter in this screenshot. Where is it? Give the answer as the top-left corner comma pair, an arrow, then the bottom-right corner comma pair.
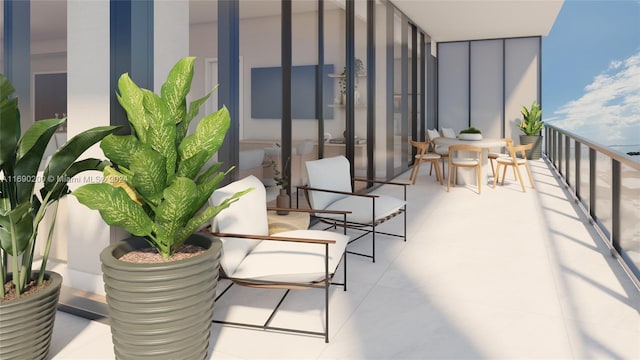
101,233 -> 221,360
0,271 -> 62,360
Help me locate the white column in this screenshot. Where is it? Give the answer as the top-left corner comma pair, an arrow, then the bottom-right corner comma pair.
65,0 -> 111,293
154,0 -> 189,92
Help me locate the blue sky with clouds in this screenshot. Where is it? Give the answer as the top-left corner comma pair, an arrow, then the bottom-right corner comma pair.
542,0 -> 640,152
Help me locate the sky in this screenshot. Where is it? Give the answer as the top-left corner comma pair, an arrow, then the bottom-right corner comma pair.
542,0 -> 640,153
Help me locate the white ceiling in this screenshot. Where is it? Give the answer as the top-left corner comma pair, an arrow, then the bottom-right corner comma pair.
390,0 -> 564,43
6,0 -> 563,45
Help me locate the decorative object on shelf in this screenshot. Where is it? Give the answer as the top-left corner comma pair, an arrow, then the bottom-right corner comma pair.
459,127 -> 483,141
337,58 -> 365,105
0,74 -> 118,360
271,156 -> 290,215
518,101 -> 544,160
72,57 -> 250,359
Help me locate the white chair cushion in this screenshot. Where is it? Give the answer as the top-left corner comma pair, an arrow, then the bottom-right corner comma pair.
496,157 -> 526,165
230,230 -> 348,283
305,156 -> 352,210
416,153 -> 440,160
435,146 -> 449,155
426,129 -> 440,141
451,158 -> 479,166
441,128 -> 456,138
488,152 -> 509,158
320,194 -> 405,224
210,175 -> 268,276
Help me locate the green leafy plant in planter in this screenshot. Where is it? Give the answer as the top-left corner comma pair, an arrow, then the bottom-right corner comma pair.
0,73 -> 118,359
518,101 -> 544,136
518,101 -> 544,159
73,57 -> 249,258
71,57 -> 250,359
459,127 -> 482,134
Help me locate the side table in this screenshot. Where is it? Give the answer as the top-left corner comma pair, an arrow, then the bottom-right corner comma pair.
267,210 -> 311,235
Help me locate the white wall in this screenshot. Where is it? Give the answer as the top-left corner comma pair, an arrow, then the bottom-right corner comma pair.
471,40 -> 503,139
505,37 -> 540,142
438,42 -> 469,133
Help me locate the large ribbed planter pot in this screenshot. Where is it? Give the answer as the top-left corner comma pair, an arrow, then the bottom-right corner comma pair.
101,233 -> 222,360
0,271 -> 62,360
519,135 -> 543,160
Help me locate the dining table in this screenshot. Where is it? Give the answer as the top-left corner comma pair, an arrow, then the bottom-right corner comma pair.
433,136 -> 507,186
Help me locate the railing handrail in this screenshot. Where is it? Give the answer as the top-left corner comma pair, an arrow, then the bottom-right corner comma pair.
545,123 -> 640,170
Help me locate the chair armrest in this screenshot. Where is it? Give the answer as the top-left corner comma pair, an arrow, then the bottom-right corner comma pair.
209,231 -> 336,245
354,177 -> 410,187
267,207 -> 352,215
296,185 -> 378,199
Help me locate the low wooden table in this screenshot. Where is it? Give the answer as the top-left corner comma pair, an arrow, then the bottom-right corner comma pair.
267,210 -> 310,235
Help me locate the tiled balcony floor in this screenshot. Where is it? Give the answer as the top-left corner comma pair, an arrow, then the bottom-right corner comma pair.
49,158 -> 639,359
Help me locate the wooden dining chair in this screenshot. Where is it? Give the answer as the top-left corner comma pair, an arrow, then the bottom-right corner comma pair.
409,140 -> 442,185
492,143 -> 536,192
447,144 -> 482,194
426,129 -> 448,179
488,138 -> 514,178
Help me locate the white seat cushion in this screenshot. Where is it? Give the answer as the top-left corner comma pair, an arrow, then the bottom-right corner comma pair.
451,158 -> 479,166
320,194 -> 405,224
415,153 -> 440,160
488,152 -> 509,158
230,230 -> 348,283
496,157 -> 526,165
210,175 -> 269,276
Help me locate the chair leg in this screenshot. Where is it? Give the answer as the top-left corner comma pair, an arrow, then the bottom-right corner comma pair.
490,158 -> 496,178
524,162 -> 535,189
434,160 -> 443,185
412,161 -> 422,184
477,165 -> 482,194
409,164 -> 417,184
429,162 -> 434,176
513,164 -> 526,192
452,165 -> 457,186
501,165 -> 508,185
447,164 -> 452,192
493,163 -> 501,188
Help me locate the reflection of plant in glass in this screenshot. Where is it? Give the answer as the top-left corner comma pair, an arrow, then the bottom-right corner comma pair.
271,158 -> 289,189
338,58 -> 365,96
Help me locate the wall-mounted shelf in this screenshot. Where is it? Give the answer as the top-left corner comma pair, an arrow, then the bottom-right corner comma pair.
328,73 -> 366,78
328,104 -> 367,108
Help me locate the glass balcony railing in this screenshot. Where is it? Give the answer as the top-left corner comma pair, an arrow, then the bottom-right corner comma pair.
545,124 -> 640,286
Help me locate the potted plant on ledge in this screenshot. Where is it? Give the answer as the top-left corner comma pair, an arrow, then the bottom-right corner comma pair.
518,100 -> 544,160
72,57 -> 249,359
0,74 -> 118,360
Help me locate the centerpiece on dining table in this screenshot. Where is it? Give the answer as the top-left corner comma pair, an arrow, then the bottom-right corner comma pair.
458,127 -> 483,141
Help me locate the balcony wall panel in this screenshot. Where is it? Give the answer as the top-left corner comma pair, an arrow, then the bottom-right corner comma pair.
505,37 -> 540,142
437,42 -> 469,133
470,40 -> 503,138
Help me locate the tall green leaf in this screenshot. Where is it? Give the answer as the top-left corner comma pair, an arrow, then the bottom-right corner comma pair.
0,202 -> 34,255
143,91 -> 177,177
42,158 -> 111,204
117,74 -> 148,142
154,177 -> 198,256
13,118 -> 65,203
100,135 -> 143,168
72,184 -> 153,237
43,126 -> 120,191
161,57 -> 194,125
176,86 -> 216,145
176,150 -> 209,180
130,148 -> 166,206
179,106 -> 230,160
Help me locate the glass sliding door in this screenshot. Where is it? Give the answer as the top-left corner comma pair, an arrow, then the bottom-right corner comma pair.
374,0 -> 389,179
239,0 -> 281,199
291,0 -> 319,190
353,0 -> 369,187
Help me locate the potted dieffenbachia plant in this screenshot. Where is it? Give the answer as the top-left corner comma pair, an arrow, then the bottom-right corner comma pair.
518,101 -> 544,159
72,57 -> 249,359
0,74 -> 118,360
